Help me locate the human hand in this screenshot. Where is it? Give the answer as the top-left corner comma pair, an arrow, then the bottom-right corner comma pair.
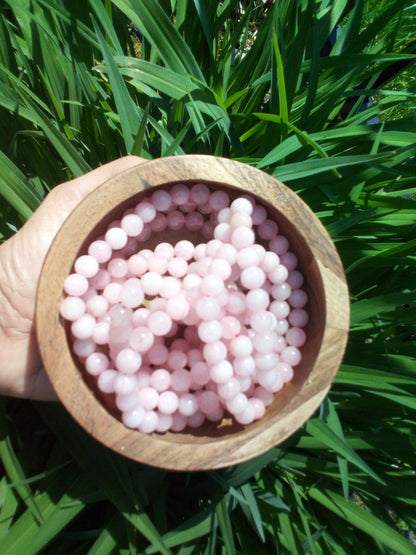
0,156 -> 147,401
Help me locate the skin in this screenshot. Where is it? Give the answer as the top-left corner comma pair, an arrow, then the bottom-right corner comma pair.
0,156 -> 147,401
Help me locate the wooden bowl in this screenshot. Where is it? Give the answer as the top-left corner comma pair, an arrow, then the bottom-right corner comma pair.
36,155 -> 349,471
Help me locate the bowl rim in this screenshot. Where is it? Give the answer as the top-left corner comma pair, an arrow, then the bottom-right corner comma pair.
36,154 -> 350,471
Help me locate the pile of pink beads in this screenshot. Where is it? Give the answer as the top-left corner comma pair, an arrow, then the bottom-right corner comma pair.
60,183 -> 309,434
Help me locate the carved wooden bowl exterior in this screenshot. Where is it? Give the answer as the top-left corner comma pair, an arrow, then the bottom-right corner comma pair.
36,155 -> 349,471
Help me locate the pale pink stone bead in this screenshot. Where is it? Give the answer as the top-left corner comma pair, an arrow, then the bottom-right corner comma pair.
271,283 -> 292,302
149,213 -> 167,232
209,190 -> 229,212
85,352 -> 109,376
214,222 -> 232,242
138,386 -> 159,410
167,349 -> 187,370
127,254 -> 147,276
109,303 -> 133,326
269,264 -> 289,285
226,393 -> 248,415
287,270 -> 304,290
193,243 -> 206,260
251,204 -> 267,225
198,390 -> 220,415
226,291 -> 246,315
240,266 -> 266,290
220,315 -> 241,339
277,362 -> 294,383
141,271 -> 163,296
116,390 -> 140,412
188,411 -> 205,428
129,326 -> 154,352
160,276 -> 181,299
183,273 -> 202,291
230,212 -> 252,229
103,282 -> 123,304
198,320 -> 222,343
231,197 -> 253,215
245,289 -> 269,312
166,295 -> 190,321
121,214 -> 144,237
269,300 -> 290,320
97,369 -> 118,393
217,377 -> 241,400
64,273 -> 89,296
217,207 -> 231,223
136,367 -> 151,389
253,331 -> 279,353
195,297 -> 222,324
254,352 -> 278,371
185,211 -> 204,231
236,246 -> 261,269
86,296 -> 108,318
88,240 -> 112,263
139,249 -> 154,260
178,393 -> 199,416
234,402 -> 256,425
158,391 -> 179,415
187,347 -> 204,365
105,227 -> 128,250
171,369 -> 192,393
286,326 -> 307,347
206,406 -> 224,422
89,269 -> 111,290
167,210 -> 186,230
147,311 -> 172,336
74,255 -> 99,278
280,251 -> 298,272
250,311 -> 276,333
147,255 -> 168,274
257,368 -> 278,389
280,346 -> 302,366
209,360 -> 233,384
182,307 -> 200,326
190,183 -> 210,205
60,297 -> 86,321
258,219 -> 278,240
216,243 -> 237,264
174,240 -> 195,260
230,335 -> 253,357
250,398 -> 266,420
231,226 -> 255,249
132,307 -> 149,326
196,257 -> 212,277
147,343 -> 169,365
170,183 -> 190,205
135,201 -> 156,222
170,338 -> 190,352
121,278 -> 144,309
254,386 -> 274,406
269,235 -> 289,255
122,406 -> 145,429
261,252 -> 280,273
92,322 -> 110,345
233,355 -> 256,376
170,412 -> 188,432
71,314 -> 96,340
203,340 -> 227,364
205,239 -> 221,257
168,257 -> 188,278
155,240 -> 177,259
274,319 -> 289,335
288,289 -> 308,308
116,348 -> 142,374
114,374 -> 137,395
149,368 -> 171,392
152,189 -> 172,212
190,361 -> 210,386
288,308 -> 309,328
139,411 -> 159,434
155,413 -> 173,433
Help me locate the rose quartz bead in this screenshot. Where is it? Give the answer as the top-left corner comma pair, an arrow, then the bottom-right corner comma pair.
288,308 -> 309,328
269,264 -> 289,285
116,390 -> 140,412
137,226 -> 152,242
180,200 -> 197,213
213,222 -> 232,242
185,212 -> 204,231
88,240 -> 112,263
160,276 -> 181,299
127,254 -> 147,276
60,297 -> 86,321
178,393 -> 199,416
74,255 -> 99,278
226,291 -> 246,315
280,251 -> 298,272
269,235 -> 289,255
196,296 -> 221,320
226,393 -> 248,415
168,257 -> 188,278
274,319 -> 289,335
250,311 -> 276,333
152,189 -> 172,212
209,360 -> 233,384
217,207 -> 231,223
149,368 -> 171,392
253,331 -> 279,353
271,283 -> 292,302
245,289 -> 269,312
251,204 -> 267,225
155,413 -> 173,433
269,300 -> 290,320
220,315 -> 241,339
92,322 -> 110,345
258,219 -> 278,240
138,387 -> 159,410
233,355 -> 256,376
261,252 -> 280,273
287,270 -> 304,290
277,362 -> 294,383
64,273 -> 89,296
139,411 -> 159,434
136,367 -> 151,389
188,411 -> 205,428
231,226 -> 255,249
257,368 -> 278,389
170,369 -> 192,393
286,326 -> 307,347
170,183 -> 190,205
147,343 -> 169,366
254,386 -> 274,406
217,378 -> 241,400
280,346 -> 302,366
241,266 -> 266,290
254,352 -> 278,371
190,183 -> 210,205
121,214 -> 144,237
250,397 -> 266,420
288,289 -> 308,308
167,350 -> 187,371
198,390 -> 220,415
89,269 -> 111,291
103,282 -> 123,304
146,255 -> 168,275
165,295 -> 189,321
114,374 -> 137,395
234,402 -> 255,425
86,295 -> 108,318
97,369 -> 118,393
198,320 -> 222,343
149,213 -> 167,232
174,240 -> 195,260
109,303 -> 132,326
236,247 -> 260,270
135,201 -> 156,222
85,352 -> 109,376
190,361 -> 210,386
209,190 -> 229,212
129,326 -> 154,352
203,341 -> 227,364
158,391 -> 179,415
230,335 -> 253,357
116,348 -> 142,374
122,406 -> 145,429
147,311 -> 172,336
121,278 -> 144,308
71,314 -> 96,340
105,227 -> 128,250
167,210 -> 186,230
170,412 -> 188,432
231,197 -> 253,215
141,272 -> 163,296
132,307 -> 149,326
230,212 -> 252,229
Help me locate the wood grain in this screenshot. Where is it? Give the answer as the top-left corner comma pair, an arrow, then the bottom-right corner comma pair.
36,155 -> 349,471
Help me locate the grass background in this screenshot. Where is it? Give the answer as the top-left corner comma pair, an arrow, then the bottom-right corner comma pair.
0,0 -> 416,553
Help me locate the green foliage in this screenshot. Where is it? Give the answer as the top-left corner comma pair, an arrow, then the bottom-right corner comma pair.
1,0 -> 415,552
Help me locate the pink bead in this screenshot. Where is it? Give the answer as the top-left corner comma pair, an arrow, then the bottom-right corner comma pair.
233,355 -> 255,376
214,222 -> 232,242
209,360 -> 233,384
141,272 -> 163,296
250,311 -> 276,333
280,346 -> 302,366
147,311 -> 172,336
271,283 -> 292,302
174,240 -> 195,260
116,390 -> 140,412
121,214 -> 144,236
190,183 -> 210,205
231,197 -> 253,215
269,235 -> 289,255
170,369 -> 192,393
185,212 -> 204,231
226,393 -> 248,415
258,219 -> 278,240
138,387 -> 159,410
245,289 -> 269,312
220,315 -> 241,339
132,307 -> 149,326
230,335 -> 253,357
147,343 -> 169,365
196,296 -> 221,320
105,227 -> 128,250
230,212 -> 252,229
286,327 -> 307,347
158,391 -> 179,414
288,289 -> 308,308
188,411 -> 205,428
254,352 -> 278,371
250,397 -> 266,420
135,201 -> 156,222
226,291 -> 246,315
198,320 -> 222,343
254,386 -> 274,406
269,264 -> 289,285
129,326 -> 154,352
231,226 -> 255,249
121,278 -> 144,308
155,413 -> 173,433
88,240 -> 112,263
253,331 -> 279,353
236,246 -> 260,269
86,295 -> 108,318
277,362 -> 294,383
170,183 -> 190,205
92,322 -> 110,345
85,352 -> 109,375
198,390 -> 220,414
147,255 -> 168,274
167,349 -> 187,371
288,308 -> 309,328
149,213 -> 167,232
160,276 -> 181,299
216,243 -> 237,264
114,374 -> 137,395
168,257 -> 188,278
116,348 -> 142,374
203,341 -> 227,364
97,369 -> 118,393
139,411 -> 158,434
89,269 -> 111,290
171,412 -> 188,432
274,319 -> 289,335
287,270 -> 304,290
75,255 -> 99,278
240,266 -> 266,290
270,300 -> 290,320
209,190 -> 229,212
167,210 -> 185,230
71,314 -> 96,340
152,189 -> 172,212
64,273 -> 89,296
280,252 -> 298,272
103,282 -> 123,304
178,393 -> 199,416
234,402 -> 255,425
251,204 -> 267,225
261,252 -> 280,273
60,296 -> 86,321
166,295 -> 190,321
149,368 -> 171,392
217,378 -> 241,400
122,406 -> 145,429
